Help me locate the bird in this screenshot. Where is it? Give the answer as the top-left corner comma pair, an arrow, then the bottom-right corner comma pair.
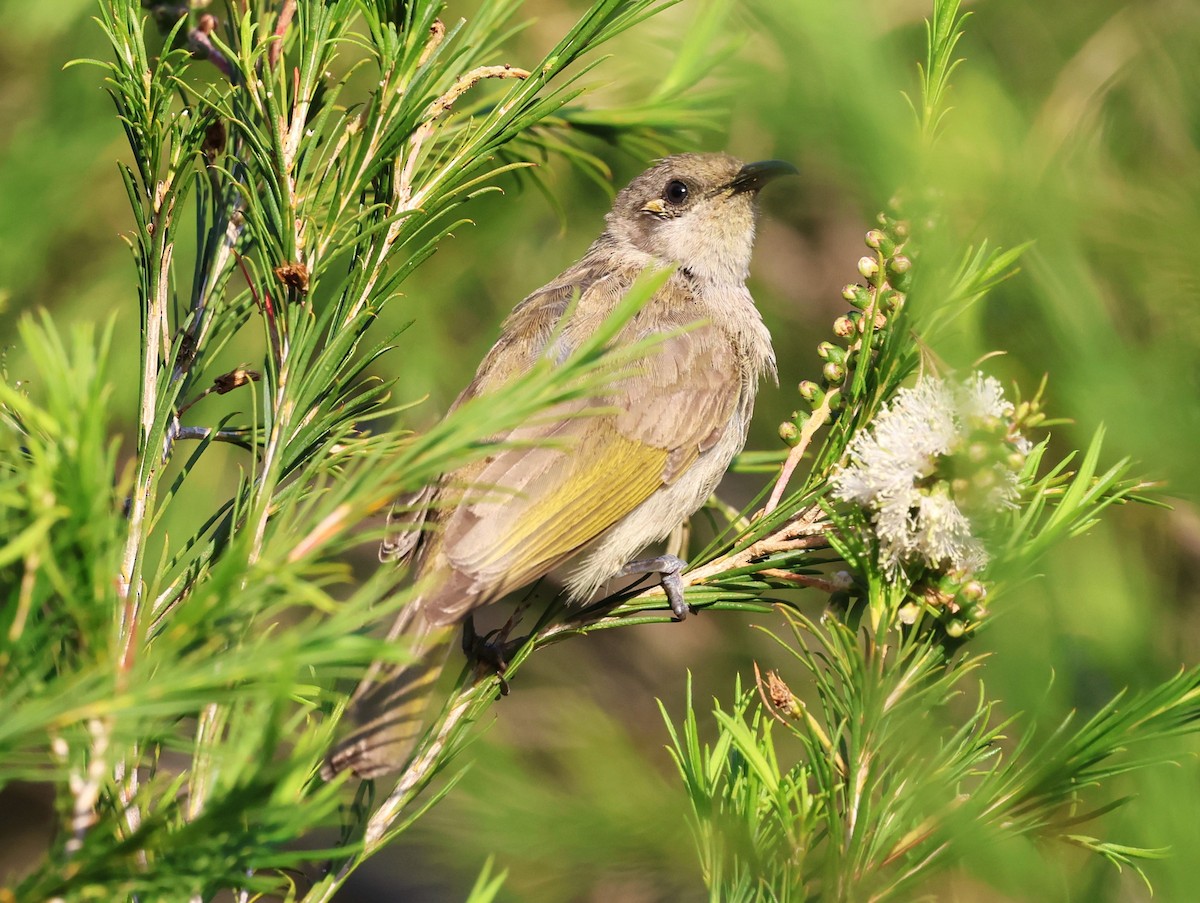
324,152 -> 796,779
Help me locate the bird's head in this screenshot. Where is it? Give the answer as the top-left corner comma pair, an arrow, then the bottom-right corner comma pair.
605,153 -> 798,285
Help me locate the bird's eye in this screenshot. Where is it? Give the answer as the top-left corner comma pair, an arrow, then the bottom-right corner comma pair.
664,180 -> 689,205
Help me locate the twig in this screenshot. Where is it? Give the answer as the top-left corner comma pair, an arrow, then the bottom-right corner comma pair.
118,210 -> 175,658
343,62 -> 530,326
416,19 -> 446,69
171,190 -> 244,385
168,425 -> 256,450
757,568 -> 849,593
313,690 -> 482,902
363,692 -> 476,846
763,390 -> 835,516
403,64 -> 530,211
268,0 -> 295,69
54,719 -> 111,857
188,15 -> 234,79
395,65 -> 530,210
677,505 -> 830,590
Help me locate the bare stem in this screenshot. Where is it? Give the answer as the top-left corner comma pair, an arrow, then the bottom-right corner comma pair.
679,504 -> 830,589
763,390 -> 835,516
310,689 -> 482,902
344,62 -> 530,327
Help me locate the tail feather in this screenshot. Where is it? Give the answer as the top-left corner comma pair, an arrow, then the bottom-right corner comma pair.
323,611 -> 457,780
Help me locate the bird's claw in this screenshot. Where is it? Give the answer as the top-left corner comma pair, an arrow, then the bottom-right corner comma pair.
617,554 -> 692,621
462,611 -> 526,697
662,569 -> 689,621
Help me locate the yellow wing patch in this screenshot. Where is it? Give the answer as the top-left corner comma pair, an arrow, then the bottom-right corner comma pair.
448,428 -> 672,598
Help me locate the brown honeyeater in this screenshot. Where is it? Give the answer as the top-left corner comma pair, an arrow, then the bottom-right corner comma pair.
324,153 -> 796,779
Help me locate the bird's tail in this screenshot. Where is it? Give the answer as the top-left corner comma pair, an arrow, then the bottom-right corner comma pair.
322,607 -> 457,780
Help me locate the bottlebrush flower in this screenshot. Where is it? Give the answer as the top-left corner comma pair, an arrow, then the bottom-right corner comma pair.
833,373 -> 1029,576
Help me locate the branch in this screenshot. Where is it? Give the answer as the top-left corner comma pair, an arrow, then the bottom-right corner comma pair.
763,383 -> 836,516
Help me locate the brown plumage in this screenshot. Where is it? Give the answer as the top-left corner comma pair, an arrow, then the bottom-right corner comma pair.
324,153 -> 795,779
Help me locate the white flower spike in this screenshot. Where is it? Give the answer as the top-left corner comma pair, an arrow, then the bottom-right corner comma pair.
833,373 -> 1027,576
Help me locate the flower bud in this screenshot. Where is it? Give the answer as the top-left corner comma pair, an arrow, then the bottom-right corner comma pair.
972,468 -> 998,492
822,360 -> 845,383
967,442 -> 990,463
890,267 -> 913,292
779,421 -> 801,446
897,602 -> 920,625
833,315 -> 855,338
880,290 -> 905,312
798,380 -> 823,403
857,256 -> 880,279
816,341 -> 845,363
945,618 -> 966,638
960,580 -> 986,602
978,415 -> 1003,434
844,284 -> 872,309
887,255 -> 912,276
867,229 -> 896,256
825,387 -> 843,410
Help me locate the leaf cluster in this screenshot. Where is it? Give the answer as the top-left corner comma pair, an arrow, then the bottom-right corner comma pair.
665,608 -> 1200,902
2,0 -> 733,898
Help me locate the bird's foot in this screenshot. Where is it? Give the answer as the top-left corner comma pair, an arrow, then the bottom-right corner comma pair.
616,554 -> 691,620
462,608 -> 527,697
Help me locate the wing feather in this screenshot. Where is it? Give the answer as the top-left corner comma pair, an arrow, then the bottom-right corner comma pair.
420,268 -> 742,623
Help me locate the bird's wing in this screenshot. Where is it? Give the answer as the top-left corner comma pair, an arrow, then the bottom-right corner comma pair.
378,269 -> 586,562
421,272 -> 741,624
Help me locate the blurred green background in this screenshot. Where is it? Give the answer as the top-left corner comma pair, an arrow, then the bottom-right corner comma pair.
2,0 -> 1199,900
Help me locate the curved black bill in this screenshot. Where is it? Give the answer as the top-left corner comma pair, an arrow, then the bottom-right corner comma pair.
728,159 -> 800,194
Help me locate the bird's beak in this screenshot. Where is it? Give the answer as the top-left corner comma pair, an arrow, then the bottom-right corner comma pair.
727,159 -> 800,195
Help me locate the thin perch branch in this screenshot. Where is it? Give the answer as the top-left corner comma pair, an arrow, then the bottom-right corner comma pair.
763,389 -> 835,516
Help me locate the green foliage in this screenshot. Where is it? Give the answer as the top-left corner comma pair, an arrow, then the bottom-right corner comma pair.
2,0 -> 1199,900
908,0 -> 970,140
2,0 -> 731,898
665,616 -> 1200,902
645,1 -> 1200,899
